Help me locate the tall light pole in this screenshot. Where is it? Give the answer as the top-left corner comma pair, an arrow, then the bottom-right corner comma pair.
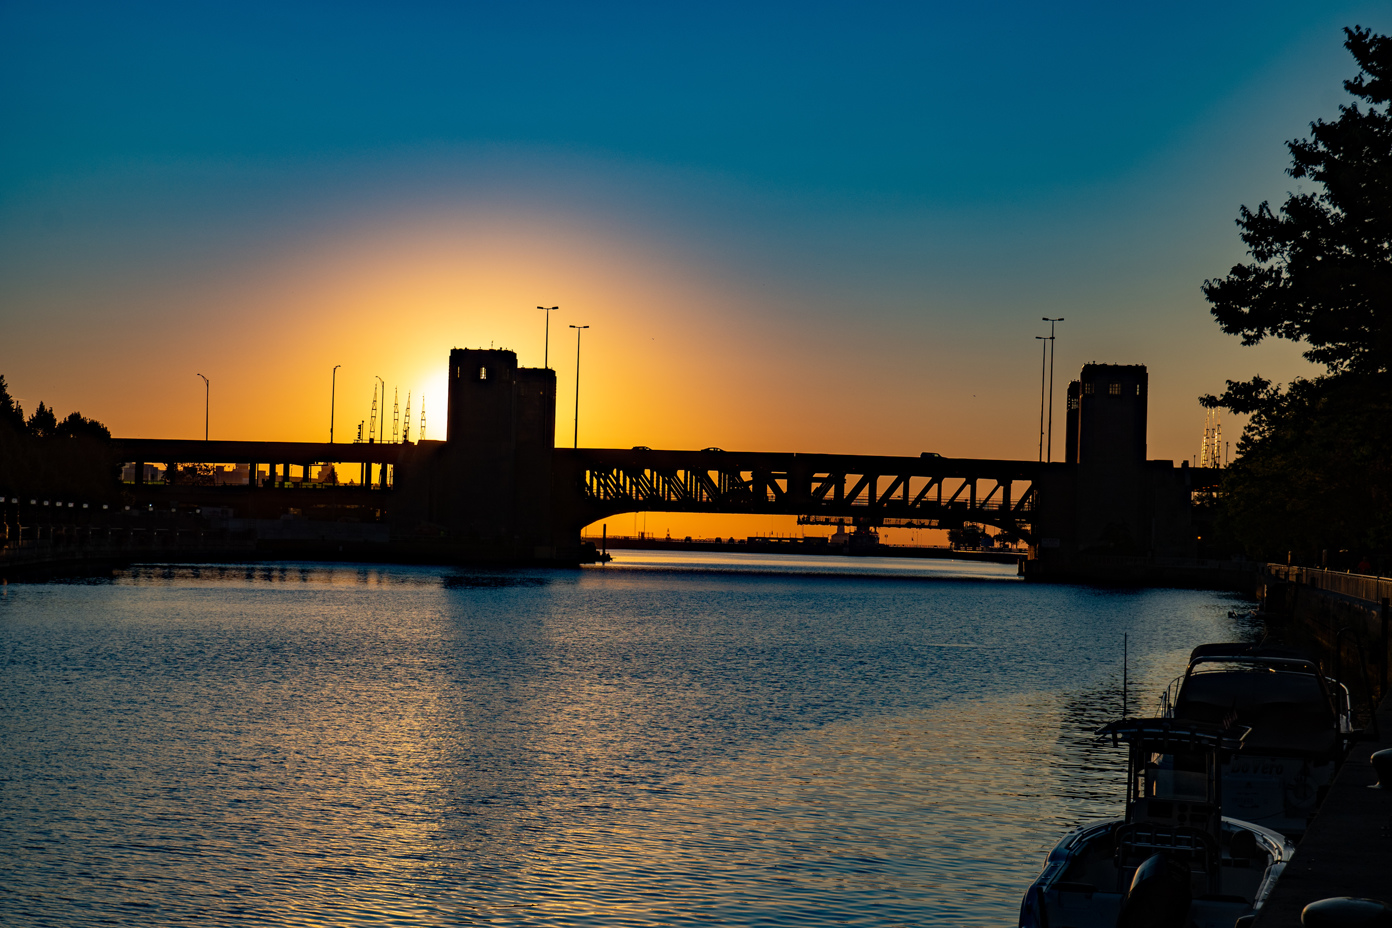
374,375 -> 386,488
330,364 -> 341,443
373,375 -> 385,442
569,324 -> 589,448
539,306 -> 559,368
1035,337 -> 1047,461
1042,317 -> 1064,462
196,373 -> 209,441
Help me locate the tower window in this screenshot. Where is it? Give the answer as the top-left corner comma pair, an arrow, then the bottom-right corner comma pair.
479,367 -> 488,381
1136,384 -> 1142,395
1108,383 -> 1121,395
1084,383 -> 1094,395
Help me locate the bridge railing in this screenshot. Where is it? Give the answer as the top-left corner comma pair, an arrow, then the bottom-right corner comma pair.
1266,565 -> 1392,606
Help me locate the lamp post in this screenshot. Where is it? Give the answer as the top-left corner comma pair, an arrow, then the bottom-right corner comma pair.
196,373 -> 209,441
330,364 -> 341,443
539,306 -> 559,368
569,324 -> 589,449
1034,337 -> 1047,461
374,375 -> 386,488
370,374 -> 385,444
1042,317 -> 1064,462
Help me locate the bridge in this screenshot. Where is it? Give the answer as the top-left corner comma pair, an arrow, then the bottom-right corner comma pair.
85,349 -> 1220,571
554,447 -> 1039,539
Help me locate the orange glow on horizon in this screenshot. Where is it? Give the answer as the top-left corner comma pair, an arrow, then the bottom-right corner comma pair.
3,198 -> 1313,548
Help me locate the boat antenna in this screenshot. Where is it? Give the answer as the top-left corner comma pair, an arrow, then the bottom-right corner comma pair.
1123,633 -> 1129,718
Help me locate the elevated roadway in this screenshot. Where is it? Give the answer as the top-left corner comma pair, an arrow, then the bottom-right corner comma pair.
552,447 -> 1043,540
111,438 -> 408,468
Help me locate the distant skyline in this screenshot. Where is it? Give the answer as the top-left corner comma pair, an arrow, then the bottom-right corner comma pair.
2,2 -> 1387,536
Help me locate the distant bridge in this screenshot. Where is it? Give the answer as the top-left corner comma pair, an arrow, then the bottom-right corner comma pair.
110,438 -> 405,471
99,353 -> 1225,572
107,439 -> 1043,539
553,448 -> 1042,540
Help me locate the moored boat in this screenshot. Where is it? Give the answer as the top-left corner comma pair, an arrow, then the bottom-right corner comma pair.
1019,718 -> 1294,928
1159,643 -> 1359,838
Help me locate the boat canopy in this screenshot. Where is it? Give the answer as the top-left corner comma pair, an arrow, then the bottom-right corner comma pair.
1095,717 -> 1249,754
1186,642 -> 1321,674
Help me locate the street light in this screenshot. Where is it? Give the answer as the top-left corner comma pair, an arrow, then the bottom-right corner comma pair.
569,324 -> 589,449
196,373 -> 209,441
539,306 -> 559,368
1034,337 -> 1047,462
1042,317 -> 1064,462
374,375 -> 385,443
330,364 -> 341,443
373,375 -> 386,488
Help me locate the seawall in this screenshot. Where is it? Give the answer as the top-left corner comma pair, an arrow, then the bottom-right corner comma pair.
1258,566 -> 1391,700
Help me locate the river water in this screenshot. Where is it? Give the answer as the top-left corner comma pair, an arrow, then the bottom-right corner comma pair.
1,551 -> 1254,927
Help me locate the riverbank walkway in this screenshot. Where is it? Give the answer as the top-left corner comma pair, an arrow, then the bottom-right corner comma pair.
1253,692 -> 1392,926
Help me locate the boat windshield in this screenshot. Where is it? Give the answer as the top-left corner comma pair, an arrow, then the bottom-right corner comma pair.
1174,669 -> 1336,755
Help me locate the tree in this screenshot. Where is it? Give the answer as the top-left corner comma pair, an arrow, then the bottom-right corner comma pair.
0,375 -> 24,432
26,401 -> 58,439
0,374 -> 117,497
1202,27 -> 1392,563
56,411 -> 111,441
1203,27 -> 1392,390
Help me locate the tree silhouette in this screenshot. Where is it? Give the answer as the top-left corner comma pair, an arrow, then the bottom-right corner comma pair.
0,376 -> 116,497
0,375 -> 24,432
1204,26 -> 1391,403
1201,27 -> 1392,563
26,402 -> 58,439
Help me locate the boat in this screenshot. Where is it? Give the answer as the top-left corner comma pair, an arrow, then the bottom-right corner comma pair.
1019,717 -> 1294,928
1158,643 -> 1359,838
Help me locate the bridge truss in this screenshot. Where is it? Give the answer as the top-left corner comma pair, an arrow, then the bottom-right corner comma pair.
555,449 -> 1042,541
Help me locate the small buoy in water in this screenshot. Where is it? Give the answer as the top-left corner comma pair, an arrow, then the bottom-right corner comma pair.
1302,897 -> 1392,928
1371,749 -> 1392,789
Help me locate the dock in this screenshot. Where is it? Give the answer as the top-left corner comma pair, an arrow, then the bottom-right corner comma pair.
1253,693 -> 1392,925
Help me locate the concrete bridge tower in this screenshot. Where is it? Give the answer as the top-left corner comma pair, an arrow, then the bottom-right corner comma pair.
444,348 -> 558,556
1032,362 -> 1204,577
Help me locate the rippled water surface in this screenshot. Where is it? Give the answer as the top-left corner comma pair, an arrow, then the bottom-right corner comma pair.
1,552 -> 1254,926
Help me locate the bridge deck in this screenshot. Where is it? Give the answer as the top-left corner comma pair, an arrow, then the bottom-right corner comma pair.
111,438 -> 416,466
555,448 -> 1044,537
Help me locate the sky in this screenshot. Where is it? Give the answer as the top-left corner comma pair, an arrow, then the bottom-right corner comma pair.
2,2 -> 1387,538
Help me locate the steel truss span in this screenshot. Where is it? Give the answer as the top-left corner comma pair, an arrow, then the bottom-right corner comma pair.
556,448 -> 1041,541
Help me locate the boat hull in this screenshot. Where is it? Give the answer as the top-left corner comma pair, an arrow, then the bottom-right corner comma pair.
1019,817 -> 1291,928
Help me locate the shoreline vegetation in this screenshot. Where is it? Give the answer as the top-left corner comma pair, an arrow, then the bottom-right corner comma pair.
0,374 -> 117,502
1200,27 -> 1392,573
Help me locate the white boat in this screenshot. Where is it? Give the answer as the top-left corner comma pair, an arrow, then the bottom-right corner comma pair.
1019,718 -> 1294,928
1159,643 -> 1359,838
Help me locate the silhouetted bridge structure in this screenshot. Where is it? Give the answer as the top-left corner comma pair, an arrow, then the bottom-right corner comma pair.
47,350 -> 1221,577
560,448 -> 1038,537
103,438 -> 1042,537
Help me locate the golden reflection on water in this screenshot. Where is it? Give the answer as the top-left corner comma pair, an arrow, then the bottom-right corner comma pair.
1,559 -> 1250,927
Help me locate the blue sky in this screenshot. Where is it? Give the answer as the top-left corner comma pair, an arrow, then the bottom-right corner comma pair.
1,1 -> 1388,469
4,3 -> 1369,201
